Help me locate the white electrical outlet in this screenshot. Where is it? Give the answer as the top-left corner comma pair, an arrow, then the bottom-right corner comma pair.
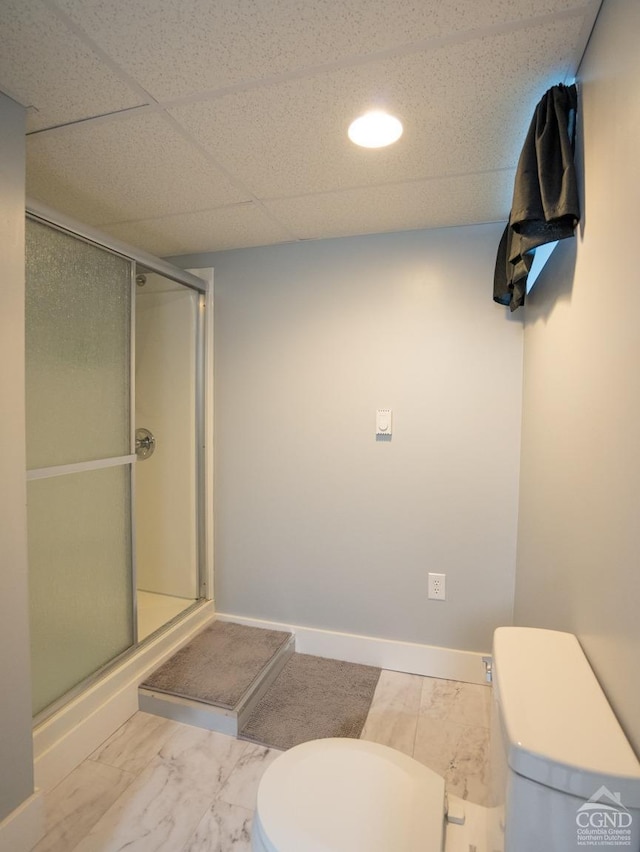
428,572 -> 446,601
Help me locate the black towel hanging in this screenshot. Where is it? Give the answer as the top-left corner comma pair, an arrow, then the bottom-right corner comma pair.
494,83 -> 580,311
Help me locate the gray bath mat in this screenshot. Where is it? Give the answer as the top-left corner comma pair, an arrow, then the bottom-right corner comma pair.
239,653 -> 381,750
141,620 -> 291,709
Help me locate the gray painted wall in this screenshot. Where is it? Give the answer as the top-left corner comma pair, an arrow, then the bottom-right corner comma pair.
174,223 -> 523,652
0,94 -> 35,820
515,0 -> 640,753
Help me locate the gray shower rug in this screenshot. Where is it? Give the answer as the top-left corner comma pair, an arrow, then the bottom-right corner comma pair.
141,620 -> 291,709
239,653 -> 381,750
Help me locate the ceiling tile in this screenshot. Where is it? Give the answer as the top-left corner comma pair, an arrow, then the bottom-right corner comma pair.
26,110 -> 250,225
0,0 -> 145,132
264,170 -> 516,242
98,203 -> 295,255
53,0 -> 587,101
169,16 -> 586,199
7,0 -> 594,255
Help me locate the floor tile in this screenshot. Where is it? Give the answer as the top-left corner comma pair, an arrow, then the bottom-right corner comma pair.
418,677 -> 462,721
448,682 -> 491,728
444,724 -> 490,805
72,725 -> 249,851
33,668 -> 494,850
183,801 -> 253,852
413,715 -> 462,776
360,670 -> 423,755
413,712 -> 490,806
420,677 -> 491,728
90,711 -> 181,776
218,744 -> 282,811
32,760 -> 135,852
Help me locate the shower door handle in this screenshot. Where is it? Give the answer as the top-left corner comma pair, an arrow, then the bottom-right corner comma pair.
135,428 -> 156,460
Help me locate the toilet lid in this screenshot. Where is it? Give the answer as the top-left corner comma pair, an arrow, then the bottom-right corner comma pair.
255,738 -> 445,852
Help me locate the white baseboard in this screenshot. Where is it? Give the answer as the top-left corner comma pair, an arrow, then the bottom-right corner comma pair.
214,613 -> 489,684
34,601 -> 215,792
0,790 -> 44,852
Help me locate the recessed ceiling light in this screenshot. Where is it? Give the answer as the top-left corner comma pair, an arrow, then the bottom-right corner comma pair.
348,111 -> 403,148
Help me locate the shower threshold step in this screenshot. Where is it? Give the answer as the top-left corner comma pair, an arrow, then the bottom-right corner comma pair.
138,620 -> 295,737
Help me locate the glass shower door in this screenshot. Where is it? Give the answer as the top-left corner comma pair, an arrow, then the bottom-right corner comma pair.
25,218 -> 136,717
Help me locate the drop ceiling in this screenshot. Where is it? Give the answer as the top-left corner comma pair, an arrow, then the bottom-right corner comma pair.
0,0 -> 601,257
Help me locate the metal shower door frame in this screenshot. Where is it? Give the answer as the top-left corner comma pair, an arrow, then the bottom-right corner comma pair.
26,200 -> 210,721
134,265 -> 209,606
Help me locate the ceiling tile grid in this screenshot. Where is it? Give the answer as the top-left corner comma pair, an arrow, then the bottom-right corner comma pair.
262,169 -> 518,242
99,202 -> 295,256
26,109 -> 251,225
51,0 -> 589,101
0,0 -> 601,254
0,0 -> 145,132
167,16 -> 587,199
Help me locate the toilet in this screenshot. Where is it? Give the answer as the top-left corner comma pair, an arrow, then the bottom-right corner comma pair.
253,627 -> 640,851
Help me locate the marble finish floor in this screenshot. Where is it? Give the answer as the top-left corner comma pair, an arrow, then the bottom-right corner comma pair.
34,671 -> 491,852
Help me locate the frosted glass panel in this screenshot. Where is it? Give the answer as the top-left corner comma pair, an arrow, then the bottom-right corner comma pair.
25,219 -> 131,469
28,466 -> 134,716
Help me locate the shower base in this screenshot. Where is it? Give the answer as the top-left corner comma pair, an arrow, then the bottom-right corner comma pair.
137,590 -> 197,642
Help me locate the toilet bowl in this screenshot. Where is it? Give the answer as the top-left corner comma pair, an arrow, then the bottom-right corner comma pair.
252,737 -> 446,852
253,627 -> 640,852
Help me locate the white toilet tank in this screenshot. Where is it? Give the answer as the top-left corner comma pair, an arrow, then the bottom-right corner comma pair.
490,627 -> 640,852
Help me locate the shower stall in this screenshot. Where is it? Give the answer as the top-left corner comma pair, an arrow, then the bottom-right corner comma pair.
24,205 -> 211,720
134,270 -> 204,640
